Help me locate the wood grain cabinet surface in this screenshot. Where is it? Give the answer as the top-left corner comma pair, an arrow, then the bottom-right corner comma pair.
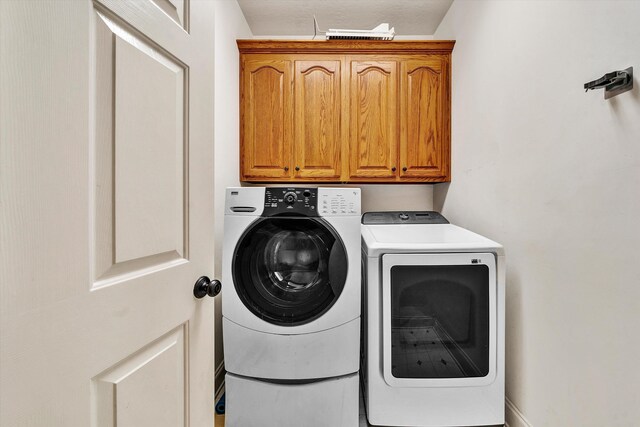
238,40 -> 455,183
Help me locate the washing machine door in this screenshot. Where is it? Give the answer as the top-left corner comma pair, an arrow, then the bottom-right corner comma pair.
233,216 -> 348,326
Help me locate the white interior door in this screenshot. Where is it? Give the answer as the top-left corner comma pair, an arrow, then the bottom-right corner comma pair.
0,1 -> 216,426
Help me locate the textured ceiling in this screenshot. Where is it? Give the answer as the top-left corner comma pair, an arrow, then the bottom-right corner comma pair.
236,0 -> 454,37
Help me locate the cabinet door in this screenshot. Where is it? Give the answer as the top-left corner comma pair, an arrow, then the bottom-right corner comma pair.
241,57 -> 293,180
348,60 -> 398,180
400,57 -> 451,181
293,59 -> 342,180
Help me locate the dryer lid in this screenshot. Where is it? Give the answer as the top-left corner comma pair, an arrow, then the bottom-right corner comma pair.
361,223 -> 504,257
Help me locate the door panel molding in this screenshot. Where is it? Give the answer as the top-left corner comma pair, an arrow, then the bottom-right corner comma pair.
92,324 -> 188,427
149,0 -> 189,32
91,9 -> 189,287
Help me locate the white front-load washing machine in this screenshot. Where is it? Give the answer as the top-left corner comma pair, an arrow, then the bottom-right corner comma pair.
361,211 -> 505,427
222,187 -> 361,427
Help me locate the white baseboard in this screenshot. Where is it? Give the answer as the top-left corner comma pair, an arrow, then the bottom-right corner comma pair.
215,361 -> 225,400
505,397 -> 532,427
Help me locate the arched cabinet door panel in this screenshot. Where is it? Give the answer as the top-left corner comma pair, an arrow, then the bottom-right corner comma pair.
241,58 -> 293,180
400,57 -> 451,182
347,59 -> 398,181
294,59 -> 343,180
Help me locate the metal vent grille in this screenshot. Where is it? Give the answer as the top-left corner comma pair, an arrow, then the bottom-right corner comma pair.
326,34 -> 395,41
314,18 -> 395,41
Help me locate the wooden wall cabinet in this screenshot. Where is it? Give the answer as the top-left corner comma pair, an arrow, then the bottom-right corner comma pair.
238,40 -> 455,183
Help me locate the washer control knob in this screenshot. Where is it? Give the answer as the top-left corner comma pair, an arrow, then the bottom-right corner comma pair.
284,191 -> 298,205
399,213 -> 410,221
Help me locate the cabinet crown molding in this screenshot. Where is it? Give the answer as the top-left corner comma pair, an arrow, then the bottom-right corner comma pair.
237,39 -> 455,54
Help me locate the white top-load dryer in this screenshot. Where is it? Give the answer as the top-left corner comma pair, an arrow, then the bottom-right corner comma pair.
222,187 -> 361,427
361,211 -> 505,427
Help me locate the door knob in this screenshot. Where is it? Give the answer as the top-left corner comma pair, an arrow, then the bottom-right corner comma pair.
193,276 -> 222,299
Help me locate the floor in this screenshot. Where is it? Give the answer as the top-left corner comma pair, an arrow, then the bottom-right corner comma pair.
358,388 -> 370,426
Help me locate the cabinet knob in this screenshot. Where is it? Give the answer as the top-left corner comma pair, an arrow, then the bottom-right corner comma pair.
391,166 -> 396,172
295,166 -> 300,171
284,166 -> 289,171
402,167 -> 407,172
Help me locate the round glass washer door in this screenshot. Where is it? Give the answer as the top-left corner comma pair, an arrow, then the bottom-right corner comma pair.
233,216 -> 348,326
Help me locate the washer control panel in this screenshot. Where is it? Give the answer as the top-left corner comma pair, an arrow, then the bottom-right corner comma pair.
263,188 -> 318,216
318,188 -> 361,216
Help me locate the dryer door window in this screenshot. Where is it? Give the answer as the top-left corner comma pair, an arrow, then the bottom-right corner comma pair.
381,253 -> 497,387
233,217 -> 348,326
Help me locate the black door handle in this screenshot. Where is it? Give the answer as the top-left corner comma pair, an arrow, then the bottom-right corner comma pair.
193,276 -> 222,299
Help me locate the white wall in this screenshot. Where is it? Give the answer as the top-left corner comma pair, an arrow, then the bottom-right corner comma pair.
360,184 -> 432,213
213,0 -> 252,388
434,1 -> 640,425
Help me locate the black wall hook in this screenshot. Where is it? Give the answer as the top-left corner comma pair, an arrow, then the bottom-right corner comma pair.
584,67 -> 633,99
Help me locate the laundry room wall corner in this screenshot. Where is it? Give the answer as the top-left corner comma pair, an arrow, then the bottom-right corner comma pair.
213,0 -> 252,393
